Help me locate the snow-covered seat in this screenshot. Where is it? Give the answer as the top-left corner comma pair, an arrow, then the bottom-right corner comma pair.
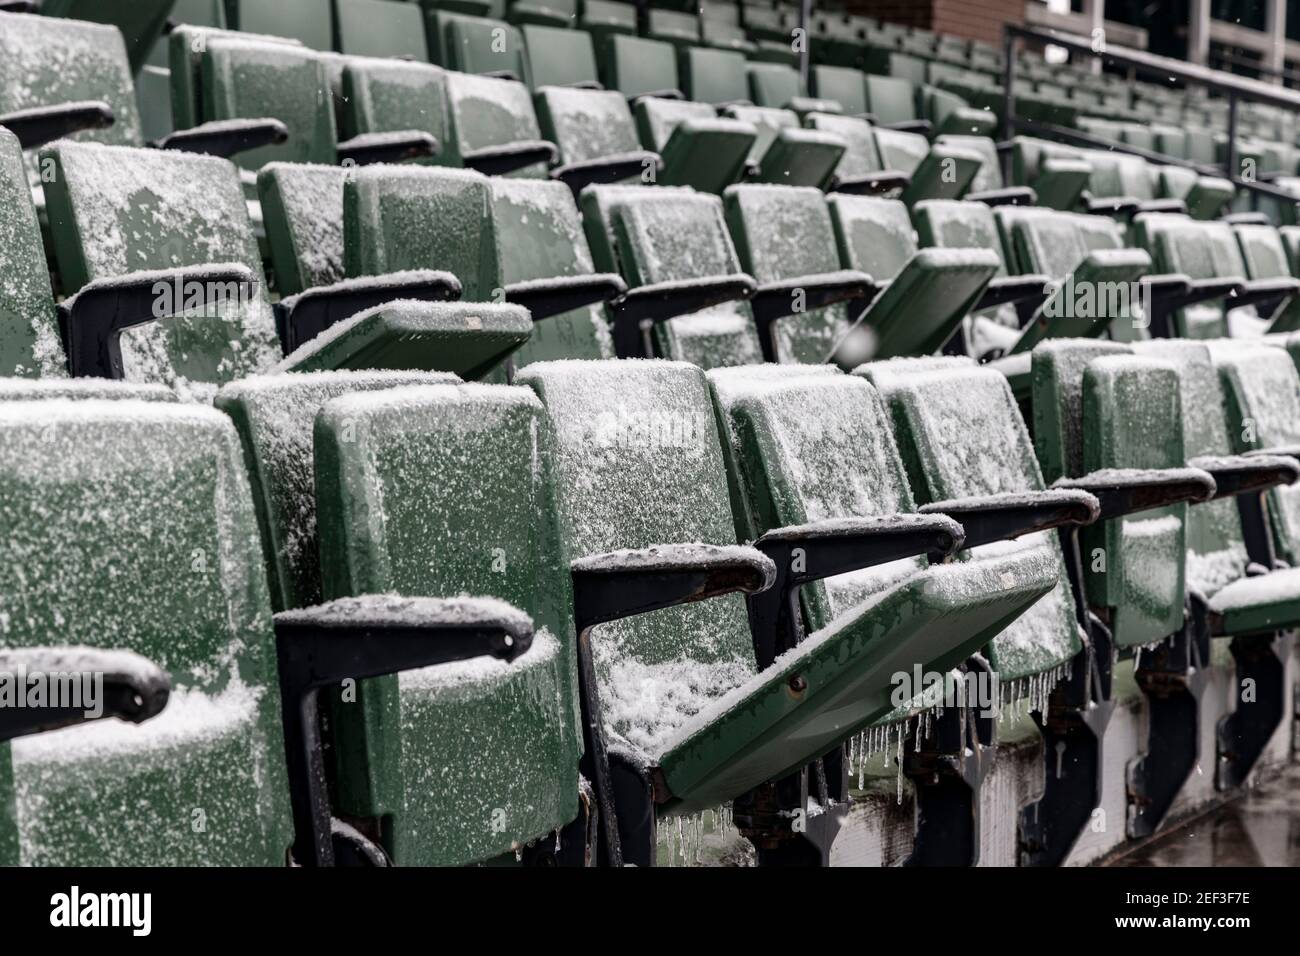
518,359 -> 1056,864
1134,215 -> 1299,339
633,97 -> 757,194
645,9 -> 702,52
871,127 -> 984,206
1232,222 -> 1300,332
861,357 -> 1091,687
811,65 -> 869,116
1008,136 -> 1092,211
804,112 -> 913,196
511,0 -> 578,30
746,62 -> 840,116
935,135 -> 1037,206
580,184 -> 762,367
342,165 -> 626,369
534,86 -> 664,193
0,400 -> 295,865
218,372 -> 585,865
1210,341 -> 1300,572
726,186 -> 1000,364
720,105 -> 846,190
178,35 -> 437,173
0,128 -> 66,379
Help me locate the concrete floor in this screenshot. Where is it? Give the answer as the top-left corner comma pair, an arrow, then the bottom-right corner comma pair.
1112,765 -> 1300,867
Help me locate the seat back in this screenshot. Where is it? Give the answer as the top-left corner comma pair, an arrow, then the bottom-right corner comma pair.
1138,215 -> 1231,338
518,359 -> 758,758
811,65 -> 867,115
1133,339 -> 1252,596
1211,342 -> 1300,566
0,10 -> 141,148
1031,341 -> 1190,643
747,62 -> 802,109
201,36 -> 339,168
41,141 -> 280,388
341,58 -> 450,160
43,0 -> 176,73
536,87 -> 643,166
432,11 -> 529,81
336,0 -> 430,60
724,184 -> 853,364
226,0 -> 333,49
311,381 -> 581,863
0,128 -> 64,378
865,73 -> 917,124
827,193 -> 917,281
599,34 -> 679,99
680,46 -> 749,106
523,24 -> 600,88
1234,223 -> 1292,280
937,134 -> 1003,191
913,199 -> 1009,275
486,177 -> 616,364
709,367 -> 925,627
258,162 -> 348,297
445,71 -> 550,175
646,8 -> 701,45
1005,206 -> 1090,280
1086,151 -> 1156,201
805,112 -> 884,182
860,357 -> 1082,682
0,400 -> 290,865
582,185 -> 763,368
634,98 -> 716,152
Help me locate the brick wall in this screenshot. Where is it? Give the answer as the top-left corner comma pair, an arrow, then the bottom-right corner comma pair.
845,0 -> 1024,46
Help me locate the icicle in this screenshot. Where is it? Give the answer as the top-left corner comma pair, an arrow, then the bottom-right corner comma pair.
895,720 -> 904,804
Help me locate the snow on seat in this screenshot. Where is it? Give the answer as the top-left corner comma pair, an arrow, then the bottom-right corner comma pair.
708,365 -> 1057,715
723,184 -> 859,364
861,357 -> 1084,694
1134,216 -> 1249,339
341,58 -> 449,163
276,300 -> 532,378
535,86 -> 646,168
519,359 -> 1056,813
257,162 -> 349,298
40,141 -> 282,391
0,128 -> 65,378
309,382 -> 581,864
444,72 -> 553,177
721,106 -> 845,189
633,98 -> 756,194
0,400 -> 291,864
581,185 -> 763,369
0,10 -> 142,149
1211,341 -> 1300,566
0,378 -> 177,403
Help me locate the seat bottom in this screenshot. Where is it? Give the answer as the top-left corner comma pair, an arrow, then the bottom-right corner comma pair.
1210,565 -> 1300,636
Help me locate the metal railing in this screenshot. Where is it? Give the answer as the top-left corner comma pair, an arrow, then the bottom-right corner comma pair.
1001,23 -> 1300,206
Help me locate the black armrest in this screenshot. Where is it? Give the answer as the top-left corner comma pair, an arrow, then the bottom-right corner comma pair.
0,100 -> 114,149
1171,276 -> 1245,310
0,2 -> 39,13
1052,467 -> 1217,521
504,273 -> 627,321
880,119 -> 932,135
967,186 -> 1038,207
1136,198 -> 1188,215
275,595 -> 533,867
0,648 -> 169,743
1231,276 -> 1300,313
336,130 -> 438,166
461,139 -> 559,177
550,150 -> 661,195
58,263 -> 256,378
1139,273 -> 1193,337
747,513 -> 965,669
606,273 -> 757,358
1246,444 -> 1300,462
1189,454 -> 1300,500
274,269 -> 462,354
918,489 -> 1099,550
156,118 -> 288,158
974,274 -> 1052,315
749,270 -> 879,362
830,169 -> 911,195
484,69 -> 521,82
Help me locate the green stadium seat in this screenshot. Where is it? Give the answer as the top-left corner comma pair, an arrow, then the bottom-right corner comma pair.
581,184 -> 761,366
518,358 -> 1055,864
580,0 -> 639,48
522,24 -> 601,88
634,98 -> 755,193
535,86 -> 662,190
598,34 -> 680,100
217,372 -> 584,864
804,112 -> 910,196
334,0 -> 431,61
935,135 -> 1036,206
923,85 -> 997,138
746,62 -> 839,115
810,65 -> 869,116
225,0 -> 334,49
40,140 -> 284,390
645,8 -> 701,49
427,10 -> 529,81
720,106 -> 845,188
1233,222 -> 1300,332
700,20 -> 756,57
344,165 -> 626,369
508,0 -> 577,28
863,74 -> 930,136
1009,137 -> 1093,212
0,399 -> 294,864
0,128 -> 65,378
679,46 -> 750,106
872,128 -> 984,205
41,0 -> 174,74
